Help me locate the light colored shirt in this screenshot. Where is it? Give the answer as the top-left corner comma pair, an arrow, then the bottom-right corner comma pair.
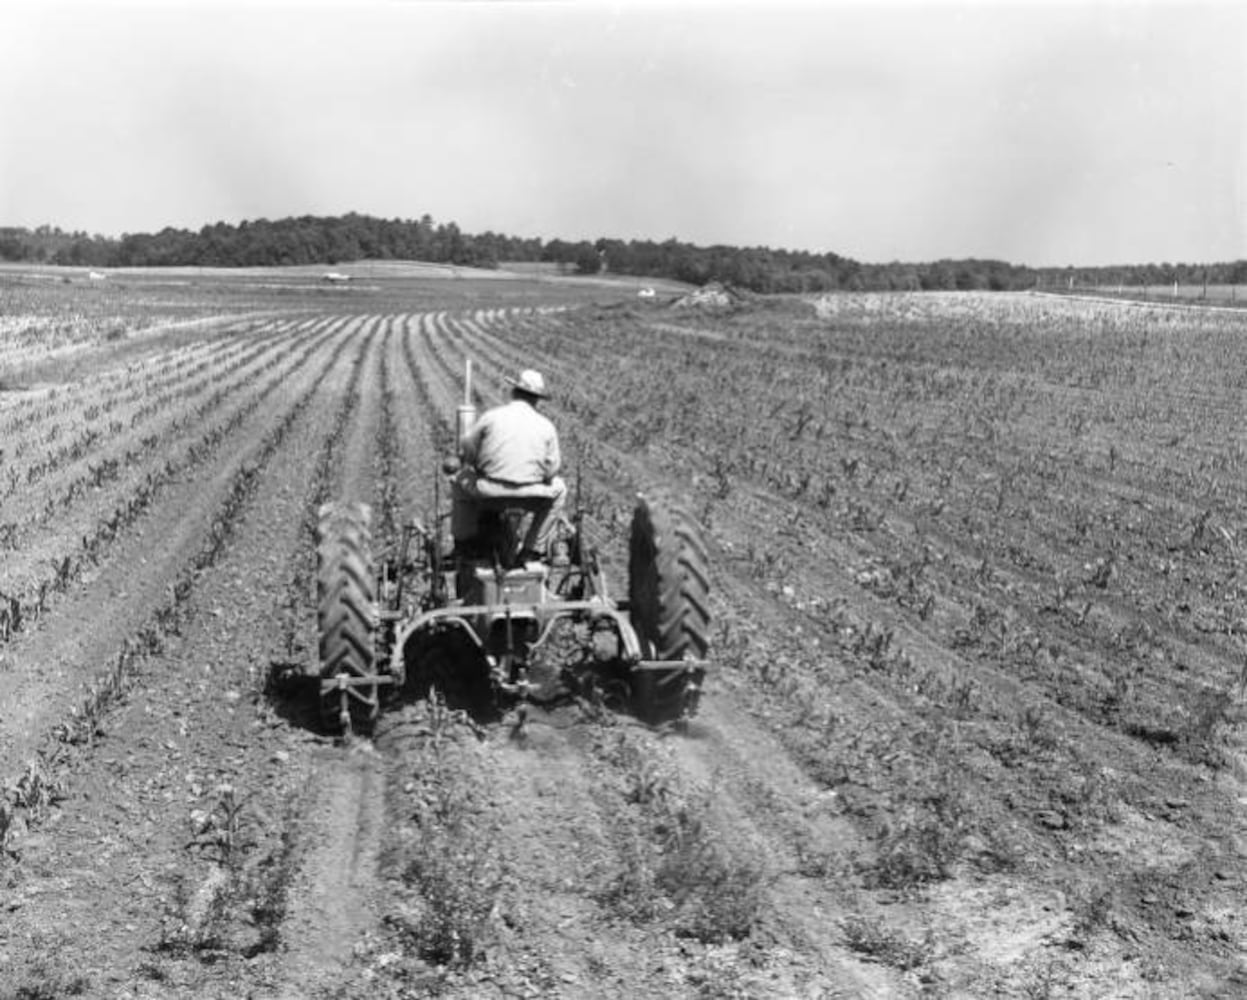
460,399 -> 561,484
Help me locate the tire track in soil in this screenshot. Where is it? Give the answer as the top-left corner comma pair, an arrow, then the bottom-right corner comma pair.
270,316 -> 394,997
417,717 -> 687,999
0,317 -> 377,997
268,312 -> 474,997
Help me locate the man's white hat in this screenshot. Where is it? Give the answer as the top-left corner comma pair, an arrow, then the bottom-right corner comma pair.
509,369 -> 549,398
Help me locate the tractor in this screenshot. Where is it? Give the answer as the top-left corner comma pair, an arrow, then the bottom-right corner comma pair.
313,366 -> 711,735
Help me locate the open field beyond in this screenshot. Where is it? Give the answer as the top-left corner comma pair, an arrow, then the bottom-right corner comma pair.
1,269 -> 1246,998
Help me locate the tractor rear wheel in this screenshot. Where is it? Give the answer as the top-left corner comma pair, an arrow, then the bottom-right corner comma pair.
627,493 -> 710,724
317,501 -> 379,732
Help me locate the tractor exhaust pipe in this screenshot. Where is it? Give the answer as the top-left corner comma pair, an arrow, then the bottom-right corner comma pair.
456,358 -> 476,446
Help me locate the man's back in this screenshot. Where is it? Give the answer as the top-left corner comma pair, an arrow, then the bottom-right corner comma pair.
463,399 -> 560,485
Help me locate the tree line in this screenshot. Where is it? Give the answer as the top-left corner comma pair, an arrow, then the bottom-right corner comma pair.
1,215 -> 1243,295
0,215 -> 537,271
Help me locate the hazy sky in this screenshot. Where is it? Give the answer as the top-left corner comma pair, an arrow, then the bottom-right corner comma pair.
1,1 -> 1243,266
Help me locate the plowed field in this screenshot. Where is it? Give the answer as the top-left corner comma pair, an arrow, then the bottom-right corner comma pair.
2,271 -> 1246,999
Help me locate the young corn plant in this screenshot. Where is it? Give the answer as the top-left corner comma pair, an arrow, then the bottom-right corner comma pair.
188,784 -> 253,867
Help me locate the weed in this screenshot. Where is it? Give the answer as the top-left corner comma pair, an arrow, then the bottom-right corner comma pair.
7,754 -> 63,817
1063,886 -> 1114,952
1015,704 -> 1060,759
946,671 -> 979,719
387,697 -> 504,968
865,731 -> 976,890
870,795 -> 967,890
658,813 -> 765,942
596,827 -> 666,923
153,872 -> 195,956
794,839 -> 845,878
711,453 -> 733,499
154,863 -> 231,958
1182,684 -> 1237,765
1098,656 -> 1147,726
134,960 -> 170,983
596,730 -> 765,941
685,946 -> 760,999
842,914 -> 934,971
9,965 -> 91,998
1016,953 -> 1076,998
395,826 -> 504,966
240,805 -> 300,957
1062,760 -> 1121,830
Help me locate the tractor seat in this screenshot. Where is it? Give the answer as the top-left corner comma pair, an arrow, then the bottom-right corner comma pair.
471,497 -> 552,569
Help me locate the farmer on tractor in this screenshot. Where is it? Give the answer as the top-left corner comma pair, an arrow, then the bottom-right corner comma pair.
450,368 -> 567,563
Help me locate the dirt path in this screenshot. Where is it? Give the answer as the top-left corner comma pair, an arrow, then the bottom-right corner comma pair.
269,317 -> 394,996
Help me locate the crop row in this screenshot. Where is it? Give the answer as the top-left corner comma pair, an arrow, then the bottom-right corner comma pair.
0,319 -> 263,436
0,277 -> 274,373
0,315 -> 372,855
0,318 -> 313,504
397,313 -> 460,457
0,318 -> 362,643
0,317 -> 345,553
0,338 -> 208,443
0,314 -> 300,439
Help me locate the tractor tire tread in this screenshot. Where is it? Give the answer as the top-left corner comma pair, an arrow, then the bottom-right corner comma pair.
627,492 -> 711,723
316,501 -> 379,730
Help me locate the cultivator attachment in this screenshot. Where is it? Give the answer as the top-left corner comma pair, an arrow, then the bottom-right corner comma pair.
319,670 -> 398,735
629,657 -> 706,722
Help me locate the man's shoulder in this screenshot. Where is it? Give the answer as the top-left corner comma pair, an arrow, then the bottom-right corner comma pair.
531,408 -> 557,436
511,401 -> 555,428
483,399 -> 556,435
494,399 -> 530,416
480,400 -> 519,423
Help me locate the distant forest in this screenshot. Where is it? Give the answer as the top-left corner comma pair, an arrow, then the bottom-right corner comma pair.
1,213 -> 1245,294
